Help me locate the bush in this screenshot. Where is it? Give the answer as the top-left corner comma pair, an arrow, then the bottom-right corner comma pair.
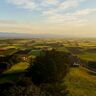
0,78 -> 41,96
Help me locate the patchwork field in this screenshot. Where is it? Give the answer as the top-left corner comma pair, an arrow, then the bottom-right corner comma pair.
0,38 -> 96,96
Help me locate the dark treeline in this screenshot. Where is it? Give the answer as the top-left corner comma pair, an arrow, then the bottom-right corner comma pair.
82,60 -> 96,72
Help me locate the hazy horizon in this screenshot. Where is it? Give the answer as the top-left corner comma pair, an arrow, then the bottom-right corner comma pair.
0,32 -> 96,39
0,0 -> 96,38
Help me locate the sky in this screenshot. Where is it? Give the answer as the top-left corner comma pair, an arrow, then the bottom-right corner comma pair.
0,0 -> 96,37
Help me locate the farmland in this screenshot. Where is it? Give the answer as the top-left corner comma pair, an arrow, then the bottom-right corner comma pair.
0,38 -> 96,96
65,67 -> 96,96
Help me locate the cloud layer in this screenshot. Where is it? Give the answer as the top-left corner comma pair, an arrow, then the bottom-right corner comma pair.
6,0 -> 96,26
0,0 -> 94,37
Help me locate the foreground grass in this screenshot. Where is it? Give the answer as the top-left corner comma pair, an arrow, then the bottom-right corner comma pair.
65,67 -> 96,96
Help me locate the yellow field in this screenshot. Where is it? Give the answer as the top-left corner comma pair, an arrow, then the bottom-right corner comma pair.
5,62 -> 29,73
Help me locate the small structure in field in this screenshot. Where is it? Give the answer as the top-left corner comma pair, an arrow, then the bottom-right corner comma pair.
20,55 -> 28,62
73,62 -> 80,67
69,55 -> 81,67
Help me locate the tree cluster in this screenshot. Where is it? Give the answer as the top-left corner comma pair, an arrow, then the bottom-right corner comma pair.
27,49 -> 70,96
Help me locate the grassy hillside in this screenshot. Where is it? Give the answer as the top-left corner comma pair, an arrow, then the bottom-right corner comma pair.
0,62 -> 29,84
65,67 -> 96,96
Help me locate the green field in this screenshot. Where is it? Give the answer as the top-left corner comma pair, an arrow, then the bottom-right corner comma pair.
0,39 -> 96,95
5,62 -> 29,73
65,67 -> 96,96
56,46 -> 69,52
77,52 -> 96,61
29,50 -> 41,56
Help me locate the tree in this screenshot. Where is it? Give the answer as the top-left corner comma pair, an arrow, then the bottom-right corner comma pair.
27,50 -> 70,96
0,62 -> 10,73
0,78 -> 41,96
27,50 -> 70,85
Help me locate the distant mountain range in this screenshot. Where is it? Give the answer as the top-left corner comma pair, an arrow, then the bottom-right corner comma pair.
0,32 -> 58,38
0,32 -> 95,39
0,32 -> 69,38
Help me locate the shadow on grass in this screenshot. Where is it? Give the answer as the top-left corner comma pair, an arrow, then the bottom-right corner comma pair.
87,71 -> 96,76
86,68 -> 96,76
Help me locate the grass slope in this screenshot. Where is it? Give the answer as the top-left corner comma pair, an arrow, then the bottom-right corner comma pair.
6,62 -> 29,73
0,62 -> 29,84
77,52 -> 96,61
65,67 -> 96,96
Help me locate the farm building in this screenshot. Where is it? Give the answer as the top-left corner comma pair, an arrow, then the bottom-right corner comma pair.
69,55 -> 81,67
13,49 -> 31,62
0,48 -> 31,73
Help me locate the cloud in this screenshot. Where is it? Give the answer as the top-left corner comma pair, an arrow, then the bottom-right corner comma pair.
7,0 -> 59,11
43,7 -> 96,26
74,8 -> 96,16
6,0 -> 96,26
42,9 -> 57,15
7,0 -> 86,11
7,0 -> 37,11
59,0 -> 79,10
0,20 -> 31,29
42,0 -> 59,5
45,13 -> 86,25
42,0 -> 87,15
0,20 -> 17,24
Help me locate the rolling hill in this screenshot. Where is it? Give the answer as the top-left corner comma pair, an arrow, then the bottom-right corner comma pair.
65,67 -> 96,96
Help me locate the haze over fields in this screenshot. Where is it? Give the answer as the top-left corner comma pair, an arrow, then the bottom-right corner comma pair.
0,0 -> 96,38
